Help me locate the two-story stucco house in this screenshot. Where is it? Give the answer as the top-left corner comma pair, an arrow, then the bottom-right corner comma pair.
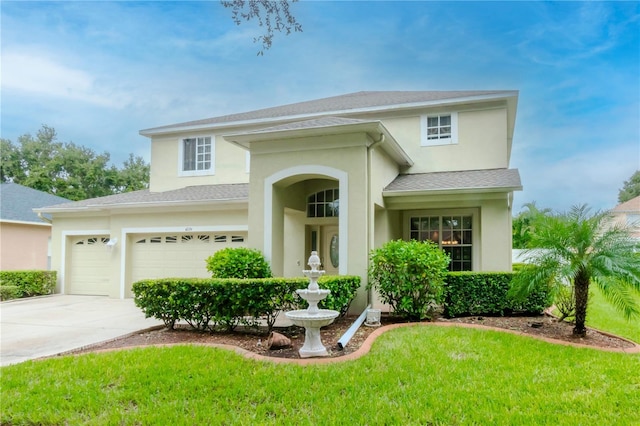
37,91 -> 522,311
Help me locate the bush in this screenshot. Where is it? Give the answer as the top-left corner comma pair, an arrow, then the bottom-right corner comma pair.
0,270 -> 57,300
132,276 -> 361,332
312,275 -> 360,317
368,240 -> 449,320
0,285 -> 21,301
443,272 -> 552,317
206,248 -> 272,279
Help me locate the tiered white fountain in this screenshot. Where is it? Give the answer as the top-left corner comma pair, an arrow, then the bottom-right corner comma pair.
285,251 -> 339,358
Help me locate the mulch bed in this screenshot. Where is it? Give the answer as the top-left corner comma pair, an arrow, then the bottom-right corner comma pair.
66,312 -> 638,360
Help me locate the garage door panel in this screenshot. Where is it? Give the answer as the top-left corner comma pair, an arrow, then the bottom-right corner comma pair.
69,235 -> 111,296
130,233 -> 247,283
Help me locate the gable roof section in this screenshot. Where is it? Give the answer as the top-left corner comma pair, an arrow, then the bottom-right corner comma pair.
383,168 -> 522,195
0,183 -> 71,224
224,116 -> 414,167
612,195 -> 640,213
141,90 -> 517,136
35,184 -> 249,213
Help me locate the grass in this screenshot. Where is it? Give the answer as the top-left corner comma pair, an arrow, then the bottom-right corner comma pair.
2,326 -> 639,425
584,286 -> 640,343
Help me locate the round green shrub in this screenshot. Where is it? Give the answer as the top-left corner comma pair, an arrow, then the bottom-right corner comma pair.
206,248 -> 272,279
368,239 -> 450,320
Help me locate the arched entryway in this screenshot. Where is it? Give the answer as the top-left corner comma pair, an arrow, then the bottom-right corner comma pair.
264,165 -> 348,277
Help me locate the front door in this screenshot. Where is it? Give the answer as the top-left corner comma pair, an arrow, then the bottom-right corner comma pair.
321,225 -> 339,275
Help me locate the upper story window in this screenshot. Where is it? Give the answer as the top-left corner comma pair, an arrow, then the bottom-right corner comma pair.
180,136 -> 214,176
421,112 -> 458,146
307,188 -> 339,218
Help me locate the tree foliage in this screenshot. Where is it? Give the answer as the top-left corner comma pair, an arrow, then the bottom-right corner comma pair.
511,204 -> 640,336
0,126 -> 149,201
221,0 -> 302,55
512,201 -> 552,249
618,170 -> 640,203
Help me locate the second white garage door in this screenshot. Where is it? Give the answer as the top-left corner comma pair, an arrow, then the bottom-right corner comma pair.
130,232 -> 247,283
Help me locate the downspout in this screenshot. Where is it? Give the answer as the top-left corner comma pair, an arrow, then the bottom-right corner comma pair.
366,133 -> 385,307
337,304 -> 371,350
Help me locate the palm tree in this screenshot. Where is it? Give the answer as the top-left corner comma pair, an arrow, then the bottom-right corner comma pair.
512,205 -> 640,337
512,201 -> 553,249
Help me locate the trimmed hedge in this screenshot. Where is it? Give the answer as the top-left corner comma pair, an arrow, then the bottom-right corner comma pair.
0,270 -> 57,300
132,275 -> 361,333
443,272 -> 552,317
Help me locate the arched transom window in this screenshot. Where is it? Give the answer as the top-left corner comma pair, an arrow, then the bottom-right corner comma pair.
307,188 -> 339,218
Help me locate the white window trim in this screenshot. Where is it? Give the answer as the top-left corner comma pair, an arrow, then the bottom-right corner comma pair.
178,135 -> 215,177
420,112 -> 458,146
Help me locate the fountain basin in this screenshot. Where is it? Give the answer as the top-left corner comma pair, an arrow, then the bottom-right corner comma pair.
285,309 -> 339,358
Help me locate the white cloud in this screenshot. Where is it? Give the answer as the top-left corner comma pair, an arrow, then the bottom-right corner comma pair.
2,49 -> 133,109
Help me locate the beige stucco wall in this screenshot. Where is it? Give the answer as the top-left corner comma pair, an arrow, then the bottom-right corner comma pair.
149,132 -> 249,192
392,194 -> 513,272
381,107 -> 509,173
247,133 -> 373,311
50,207 -> 248,297
0,222 -> 52,270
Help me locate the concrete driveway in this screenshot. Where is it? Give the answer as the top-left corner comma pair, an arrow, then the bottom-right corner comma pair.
1,295 -> 162,366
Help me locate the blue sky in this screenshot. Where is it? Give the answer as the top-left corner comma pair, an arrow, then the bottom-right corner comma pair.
1,1 -> 638,213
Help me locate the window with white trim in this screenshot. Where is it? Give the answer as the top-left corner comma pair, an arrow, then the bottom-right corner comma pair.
421,112 -> 458,146
180,136 -> 214,175
410,214 -> 472,271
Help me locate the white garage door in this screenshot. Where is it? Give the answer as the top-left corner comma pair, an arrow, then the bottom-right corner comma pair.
69,236 -> 111,295
130,232 -> 247,283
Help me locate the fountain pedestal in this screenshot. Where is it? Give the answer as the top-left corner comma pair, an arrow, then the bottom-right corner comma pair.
285,252 -> 339,358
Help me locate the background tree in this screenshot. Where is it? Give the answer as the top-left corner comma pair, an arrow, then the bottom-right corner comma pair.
512,205 -> 640,337
1,125 -> 149,201
618,170 -> 640,203
512,201 -> 552,249
221,0 -> 302,55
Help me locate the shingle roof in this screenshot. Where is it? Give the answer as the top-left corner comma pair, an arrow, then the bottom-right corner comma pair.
384,169 -> 522,194
243,116 -> 374,134
612,195 -> 640,213
35,184 -> 249,212
141,90 -> 517,135
0,183 -> 71,223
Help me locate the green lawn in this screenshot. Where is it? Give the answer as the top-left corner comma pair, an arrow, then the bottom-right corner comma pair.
585,286 -> 640,343
2,326 -> 639,425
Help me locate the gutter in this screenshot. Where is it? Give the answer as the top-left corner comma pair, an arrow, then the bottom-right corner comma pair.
37,212 -> 53,224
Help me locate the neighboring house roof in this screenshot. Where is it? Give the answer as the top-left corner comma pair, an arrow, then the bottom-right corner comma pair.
383,168 -> 522,195
0,183 -> 71,224
35,183 -> 249,213
141,90 -> 518,136
612,195 -> 640,213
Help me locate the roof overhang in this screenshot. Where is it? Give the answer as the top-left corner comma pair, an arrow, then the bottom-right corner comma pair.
0,218 -> 52,227
33,198 -> 247,214
383,168 -> 523,199
140,91 -> 519,138
223,118 -> 414,167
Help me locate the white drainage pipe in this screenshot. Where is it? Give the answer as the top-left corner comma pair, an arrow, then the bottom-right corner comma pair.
337,304 -> 371,350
